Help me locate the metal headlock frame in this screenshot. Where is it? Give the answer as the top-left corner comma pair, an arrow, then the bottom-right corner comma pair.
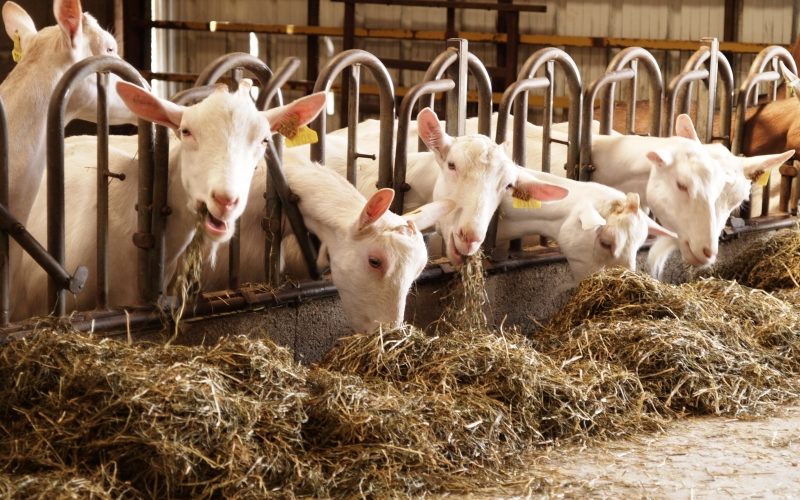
732,45 -> 799,218
45,56 -> 148,317
483,49 -> 584,255
664,38 -> 734,145
418,39 -> 493,147
580,47 -> 664,182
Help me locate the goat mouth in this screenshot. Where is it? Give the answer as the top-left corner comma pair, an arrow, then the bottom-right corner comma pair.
448,233 -> 465,266
200,203 -> 229,237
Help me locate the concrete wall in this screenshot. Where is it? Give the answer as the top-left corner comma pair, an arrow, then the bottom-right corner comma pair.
174,231 -> 764,364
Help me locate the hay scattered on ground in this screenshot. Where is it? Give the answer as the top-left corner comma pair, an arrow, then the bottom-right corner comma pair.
2,236 -> 800,497
708,228 -> 800,291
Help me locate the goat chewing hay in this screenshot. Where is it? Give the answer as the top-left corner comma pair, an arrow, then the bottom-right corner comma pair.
168,217 -> 207,340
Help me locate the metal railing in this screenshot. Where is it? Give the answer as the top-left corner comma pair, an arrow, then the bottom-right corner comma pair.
732,45 -> 799,218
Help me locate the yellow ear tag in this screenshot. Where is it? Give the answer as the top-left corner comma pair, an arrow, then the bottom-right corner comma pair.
756,169 -> 771,187
285,125 -> 318,148
11,32 -> 23,63
511,187 -> 541,209
512,196 -> 542,209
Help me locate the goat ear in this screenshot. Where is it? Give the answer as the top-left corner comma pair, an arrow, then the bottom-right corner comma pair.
515,171 -> 569,202
646,149 -> 673,168
358,188 -> 395,230
266,91 -> 327,135
674,114 -> 700,142
741,149 -> 794,182
417,107 -> 452,157
647,217 -> 677,239
403,199 -> 455,232
2,2 -> 36,41
54,0 -> 83,48
116,81 -> 184,130
578,207 -> 606,231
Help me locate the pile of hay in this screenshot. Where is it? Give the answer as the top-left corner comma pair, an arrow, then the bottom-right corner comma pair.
708,228 -> 800,291
537,269 -> 800,416
0,332 -> 310,498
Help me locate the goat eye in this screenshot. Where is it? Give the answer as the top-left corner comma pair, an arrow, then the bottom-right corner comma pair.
368,256 -> 382,269
179,128 -> 192,138
106,47 -> 114,54
447,161 -> 456,171
676,182 -> 688,192
600,240 -> 613,251
506,183 -> 514,190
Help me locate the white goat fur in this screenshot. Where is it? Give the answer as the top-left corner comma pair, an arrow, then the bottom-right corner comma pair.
1,0 -> 135,225
591,115 -> 793,277
11,81 -> 314,321
317,133 -> 673,281
202,142 -> 455,333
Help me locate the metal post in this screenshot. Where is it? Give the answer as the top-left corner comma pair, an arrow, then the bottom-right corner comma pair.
95,72 -> 110,309
445,38 -> 468,137
346,64 -> 361,185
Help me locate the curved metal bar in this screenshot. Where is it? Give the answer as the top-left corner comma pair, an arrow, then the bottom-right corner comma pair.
600,47 -> 663,137
420,43 -> 493,144
307,50 -> 395,278
580,68 -> 636,182
515,47 -> 583,179
483,76 -> 551,254
668,42 -> 734,145
747,45 -> 799,105
392,79 -> 455,215
47,56 -> 146,317
311,49 -> 395,186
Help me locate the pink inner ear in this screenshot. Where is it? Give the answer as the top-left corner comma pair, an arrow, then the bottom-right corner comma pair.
359,188 -> 395,229
55,0 -> 82,43
527,182 -> 569,201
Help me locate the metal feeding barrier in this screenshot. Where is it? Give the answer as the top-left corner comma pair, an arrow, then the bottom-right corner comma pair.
664,37 -> 734,146
580,47 -> 664,182
732,45 -> 799,218
2,37 -> 800,337
483,48 -> 583,256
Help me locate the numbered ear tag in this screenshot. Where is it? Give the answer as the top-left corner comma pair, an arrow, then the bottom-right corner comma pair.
756,169 -> 771,187
285,125 -> 318,148
511,187 -> 541,209
11,32 -> 23,63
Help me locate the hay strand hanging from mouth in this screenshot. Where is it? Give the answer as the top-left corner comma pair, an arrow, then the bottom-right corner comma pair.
168,218 -> 207,339
438,251 -> 490,332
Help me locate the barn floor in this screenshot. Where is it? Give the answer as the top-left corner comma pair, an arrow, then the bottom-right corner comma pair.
504,405 -> 800,498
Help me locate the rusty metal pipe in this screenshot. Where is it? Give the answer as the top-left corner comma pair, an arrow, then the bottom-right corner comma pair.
0,99 -> 7,325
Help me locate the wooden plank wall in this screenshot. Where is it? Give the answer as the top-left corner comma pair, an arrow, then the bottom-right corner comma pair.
151,0 -> 800,119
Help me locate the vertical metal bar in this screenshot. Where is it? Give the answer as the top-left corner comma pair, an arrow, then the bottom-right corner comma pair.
703,37 -> 719,144
445,38 -> 468,137
150,125 -> 169,297
0,99 -> 8,325
346,64 -> 361,185
307,0 -> 320,82
47,98 -> 67,316
541,60 -> 555,173
96,72 -> 110,310
137,119 -> 156,301
265,135 -> 283,287
628,59 -> 638,134
341,0 -> 356,127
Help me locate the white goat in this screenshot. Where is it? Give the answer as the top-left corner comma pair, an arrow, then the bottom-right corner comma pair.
1,0 -> 135,225
415,107 -> 570,265
590,114 -> 793,277
202,139 -> 455,333
12,81 -> 323,320
320,135 -> 674,281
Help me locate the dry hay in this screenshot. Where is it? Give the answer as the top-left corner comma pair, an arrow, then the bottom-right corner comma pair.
537,268 -> 800,417
0,470 -> 125,499
708,227 -> 800,291
167,219 -> 207,339
0,332 -> 308,498
436,251 -> 490,332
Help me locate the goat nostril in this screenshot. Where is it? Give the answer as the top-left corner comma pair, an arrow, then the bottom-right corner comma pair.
703,247 -> 713,259
212,192 -> 239,209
